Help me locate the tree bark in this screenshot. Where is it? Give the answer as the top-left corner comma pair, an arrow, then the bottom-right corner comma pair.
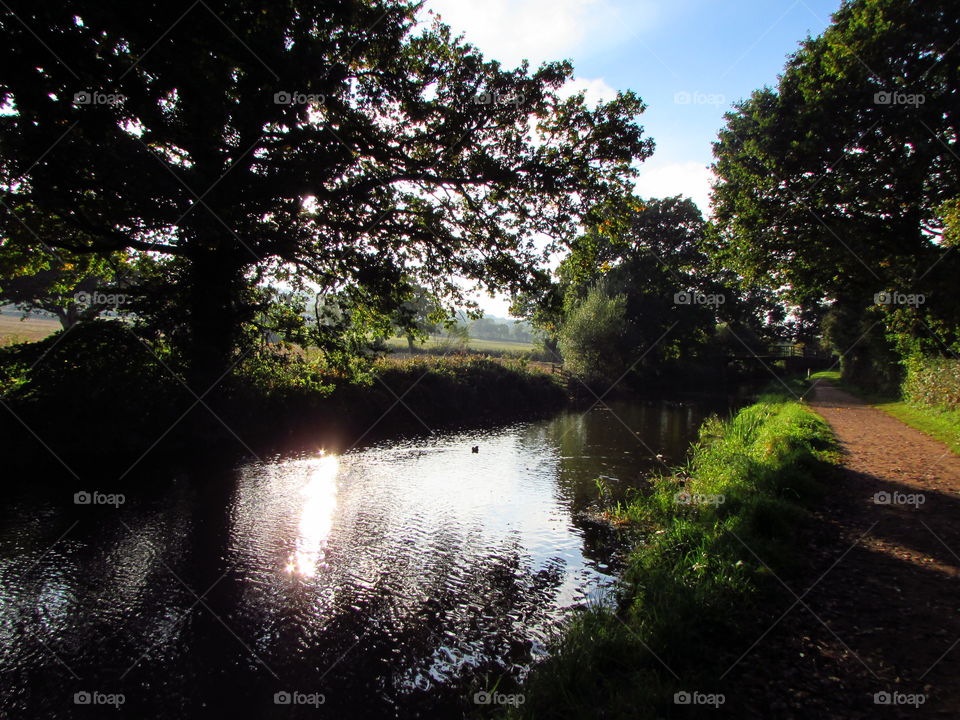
53,306 -> 74,331
187,251 -> 247,394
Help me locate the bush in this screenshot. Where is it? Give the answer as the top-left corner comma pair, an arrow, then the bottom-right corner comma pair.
558,285 -> 628,385
902,355 -> 960,410
0,320 -> 189,475
0,329 -> 570,479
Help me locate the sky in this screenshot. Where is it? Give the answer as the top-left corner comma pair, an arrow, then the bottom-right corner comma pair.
423,0 -> 843,315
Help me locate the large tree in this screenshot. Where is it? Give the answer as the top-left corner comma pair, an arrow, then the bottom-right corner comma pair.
0,238 -> 129,329
711,0 -> 960,365
0,0 -> 650,387
552,196 -> 736,383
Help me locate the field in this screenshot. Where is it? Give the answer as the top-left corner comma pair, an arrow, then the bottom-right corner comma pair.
383,334 -> 537,355
0,314 -> 61,345
0,318 -> 542,359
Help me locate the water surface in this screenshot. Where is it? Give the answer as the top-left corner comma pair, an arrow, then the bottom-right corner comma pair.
0,397 -> 733,718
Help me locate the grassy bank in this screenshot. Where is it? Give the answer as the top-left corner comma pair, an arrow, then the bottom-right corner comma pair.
0,322 -> 568,480
811,370 -> 960,455
506,392 -> 838,719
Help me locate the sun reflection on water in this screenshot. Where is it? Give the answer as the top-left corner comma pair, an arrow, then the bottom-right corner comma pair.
285,453 -> 340,577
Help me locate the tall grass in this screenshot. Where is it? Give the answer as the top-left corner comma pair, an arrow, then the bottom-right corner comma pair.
507,394 -> 838,719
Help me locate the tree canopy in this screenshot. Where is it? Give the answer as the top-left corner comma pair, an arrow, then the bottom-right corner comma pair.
711,0 -> 960,373
0,0 -> 651,385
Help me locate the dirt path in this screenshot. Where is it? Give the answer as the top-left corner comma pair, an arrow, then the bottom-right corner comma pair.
727,380 -> 960,718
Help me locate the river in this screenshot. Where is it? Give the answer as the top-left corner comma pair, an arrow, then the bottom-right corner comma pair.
0,395 -> 738,718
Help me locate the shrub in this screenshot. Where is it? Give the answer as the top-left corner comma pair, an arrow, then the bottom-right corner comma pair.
902,355 -> 960,410
557,285 -> 627,385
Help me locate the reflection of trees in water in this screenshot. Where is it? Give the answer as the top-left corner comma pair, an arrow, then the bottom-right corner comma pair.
1,399 -> 740,718
399,546 -> 566,715
271,535 -> 568,717
540,400 -> 722,508
521,400 -> 725,578
0,479 -> 215,719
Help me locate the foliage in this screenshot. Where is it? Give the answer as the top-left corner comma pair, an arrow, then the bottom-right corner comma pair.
902,356 -> 960,411
0,353 -> 27,395
557,283 -> 627,384
0,0 -> 651,386
0,320 -> 189,474
511,396 -> 838,719
552,196 -> 742,385
938,197 -> 960,248
0,237 -> 130,329
365,354 -> 565,423
710,0 -> 960,385
0,319 -> 175,404
235,345 -> 335,397
390,285 -> 447,351
821,302 -> 903,393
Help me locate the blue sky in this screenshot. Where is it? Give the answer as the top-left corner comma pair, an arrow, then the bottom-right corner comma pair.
423,0 -> 842,315
426,0 -> 841,214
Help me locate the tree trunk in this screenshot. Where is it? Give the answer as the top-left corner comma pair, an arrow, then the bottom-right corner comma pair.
54,306 -> 75,331
187,251 -> 246,394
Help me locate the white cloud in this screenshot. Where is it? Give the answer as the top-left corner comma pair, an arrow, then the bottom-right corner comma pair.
634,162 -> 715,216
424,0 -> 656,68
558,77 -> 619,107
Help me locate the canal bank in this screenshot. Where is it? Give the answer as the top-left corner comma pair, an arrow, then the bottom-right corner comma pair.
508,387 -> 839,719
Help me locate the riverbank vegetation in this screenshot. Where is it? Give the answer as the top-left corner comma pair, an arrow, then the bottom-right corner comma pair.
0,0 -> 822,481
0,319 -> 566,477
508,390 -> 838,719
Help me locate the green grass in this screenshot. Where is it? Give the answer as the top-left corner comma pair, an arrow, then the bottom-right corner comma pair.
810,369 -> 960,455
505,393 -> 838,719
872,402 -> 960,455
